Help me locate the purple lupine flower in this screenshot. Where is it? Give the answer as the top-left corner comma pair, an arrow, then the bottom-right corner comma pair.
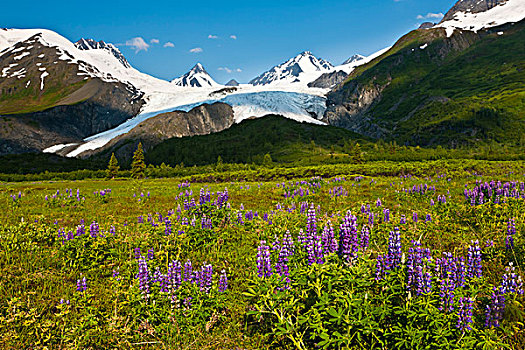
76,276 -> 87,292
439,276 -> 455,312
167,260 -> 182,292
338,211 -> 359,261
501,263 -> 524,295
306,204 -> 317,239
137,257 -> 150,298
360,225 -> 370,252
313,234 -> 324,264
485,286 -> 506,328
425,214 -> 432,222
183,259 -> 193,282
407,240 -> 432,296
183,297 -> 192,310
457,297 -> 474,331
466,240 -> 482,279
89,221 -> 99,238
400,215 -> 406,224
321,221 -> 338,254
376,198 -> 382,207
506,218 -> 516,249
413,212 -> 418,223
387,228 -> 402,269
133,247 -> 141,260
375,255 -> 386,281
112,268 -> 120,279
281,231 -> 295,257
147,248 -> 154,260
218,269 -> 228,292
165,218 -> 172,235
383,208 -> 390,223
257,241 -> 272,278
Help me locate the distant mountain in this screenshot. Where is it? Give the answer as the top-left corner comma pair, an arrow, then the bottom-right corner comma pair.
225,79 -> 239,86
308,49 -> 389,88
249,51 -> 334,86
170,63 -> 220,87
342,54 -> 365,65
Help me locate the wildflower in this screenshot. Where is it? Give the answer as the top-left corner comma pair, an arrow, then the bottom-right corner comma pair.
457,297 -> 474,331
218,269 -> 228,292
466,240 -> 482,279
257,241 -> 272,278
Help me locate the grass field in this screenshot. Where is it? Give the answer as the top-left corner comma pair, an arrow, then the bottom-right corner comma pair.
0,160 -> 524,349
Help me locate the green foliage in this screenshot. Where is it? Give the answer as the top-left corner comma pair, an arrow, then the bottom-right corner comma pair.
106,153 -> 120,178
131,142 -> 146,179
339,21 -> 525,146
0,163 -> 524,348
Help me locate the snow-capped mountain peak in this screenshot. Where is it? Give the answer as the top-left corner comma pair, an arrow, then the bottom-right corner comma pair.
170,63 -> 220,88
342,54 -> 365,65
249,51 -> 334,86
75,38 -> 130,68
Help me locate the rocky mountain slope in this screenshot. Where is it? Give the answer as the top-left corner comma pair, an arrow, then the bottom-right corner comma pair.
323,16 -> 525,146
81,102 -> 234,160
0,31 -> 143,154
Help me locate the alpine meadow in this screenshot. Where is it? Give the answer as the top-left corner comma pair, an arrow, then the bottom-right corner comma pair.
0,0 -> 524,349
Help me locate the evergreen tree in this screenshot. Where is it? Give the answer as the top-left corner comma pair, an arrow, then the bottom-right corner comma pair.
131,142 -> 146,179
106,153 -> 120,178
352,143 -> 365,163
262,153 -> 273,167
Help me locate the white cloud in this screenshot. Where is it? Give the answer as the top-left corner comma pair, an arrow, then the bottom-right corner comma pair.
208,34 -> 218,39
190,47 -> 203,53
417,12 -> 444,20
125,37 -> 150,53
230,35 -> 237,40
150,38 -> 160,44
218,67 -> 242,74
163,42 -> 175,48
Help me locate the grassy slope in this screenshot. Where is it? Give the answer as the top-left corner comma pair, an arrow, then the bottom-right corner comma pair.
0,71 -> 89,115
145,115 -> 368,166
338,20 -> 525,145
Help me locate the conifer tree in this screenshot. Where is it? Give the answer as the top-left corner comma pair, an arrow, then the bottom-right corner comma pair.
352,143 -> 365,163
106,153 -> 120,178
131,142 -> 146,179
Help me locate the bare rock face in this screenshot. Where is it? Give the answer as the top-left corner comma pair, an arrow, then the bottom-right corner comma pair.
83,102 -> 235,160
441,0 -> 507,22
308,70 -> 348,89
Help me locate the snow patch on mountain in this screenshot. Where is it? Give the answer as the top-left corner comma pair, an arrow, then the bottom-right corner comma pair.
438,0 -> 525,37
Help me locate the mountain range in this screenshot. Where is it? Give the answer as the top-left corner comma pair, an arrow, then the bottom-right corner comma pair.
0,0 -> 524,161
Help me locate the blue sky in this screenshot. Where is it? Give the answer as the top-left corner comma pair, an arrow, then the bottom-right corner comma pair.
1,0 -> 457,83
